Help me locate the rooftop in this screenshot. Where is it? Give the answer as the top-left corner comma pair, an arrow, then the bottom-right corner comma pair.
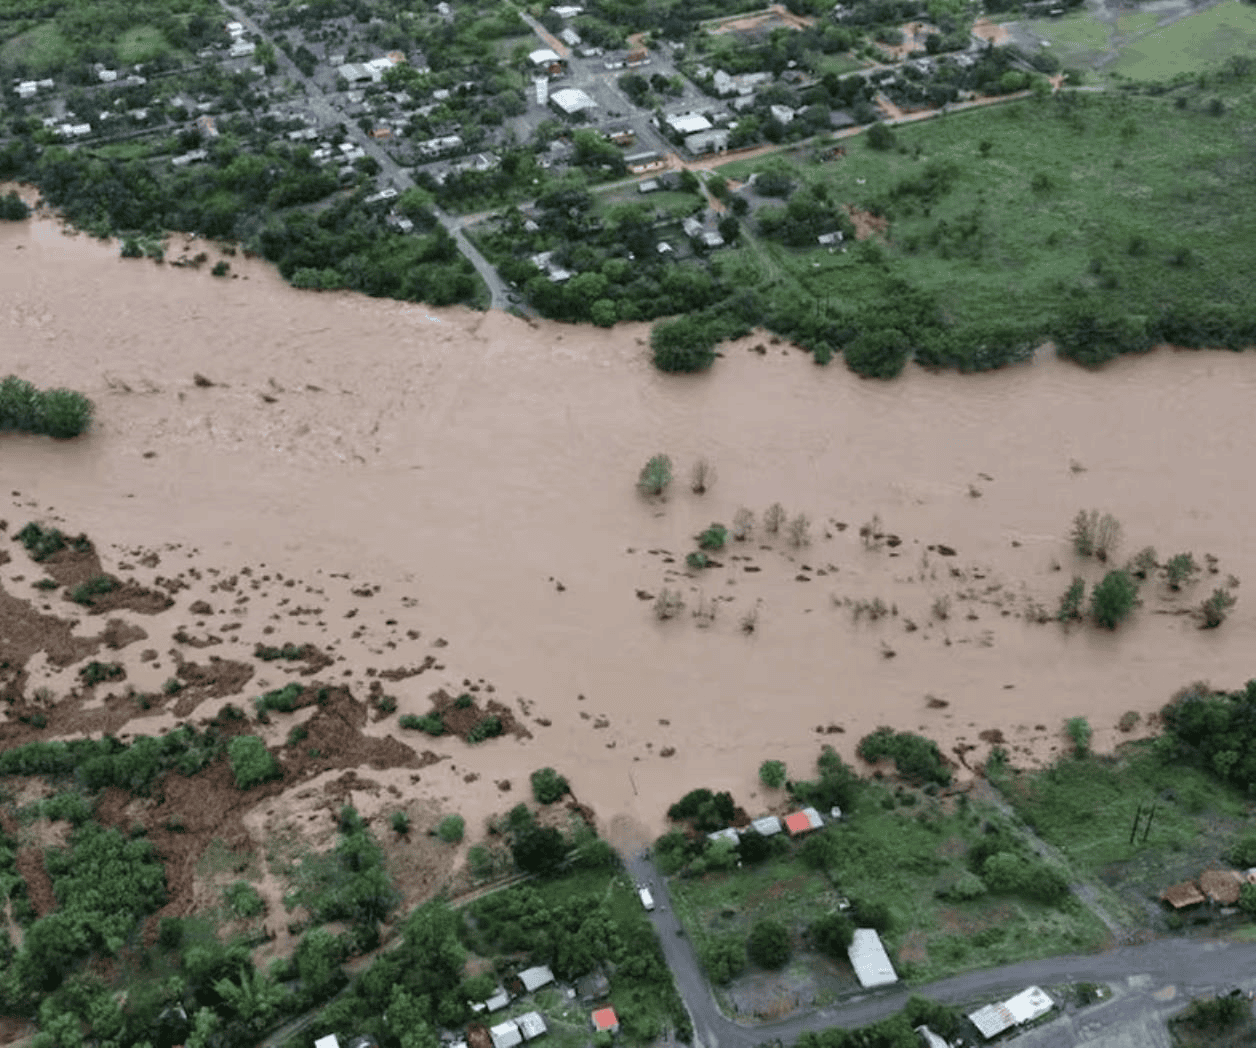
591,1007 -> 619,1032
847,928 -> 897,988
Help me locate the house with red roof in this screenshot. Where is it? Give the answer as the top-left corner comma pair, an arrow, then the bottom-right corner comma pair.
784,807 -> 824,836
591,1007 -> 619,1035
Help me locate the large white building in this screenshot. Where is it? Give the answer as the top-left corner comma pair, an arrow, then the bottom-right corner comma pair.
847,928 -> 897,988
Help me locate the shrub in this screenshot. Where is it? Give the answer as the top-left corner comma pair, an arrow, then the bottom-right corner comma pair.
228,735 -> 281,790
1066,716 -> 1092,757
0,377 -> 94,437
71,574 -> 118,605
697,524 -> 727,550
467,716 -> 502,743
786,513 -> 811,548
866,122 -> 896,150
809,912 -> 854,958
844,328 -> 911,379
651,318 -> 718,372
286,725 -> 308,746
1201,588 -> 1238,628
224,880 -> 265,918
391,811 -> 410,835
941,872 -> 987,902
763,502 -> 786,535
400,713 -> 444,735
638,454 -> 673,496
0,191 -> 30,220
1229,833 -> 1256,869
454,693 -> 473,709
1090,570 -> 1138,629
690,457 -> 715,494
653,588 -> 684,620
1057,577 -> 1086,622
857,728 -> 952,786
700,934 -> 747,984
530,767 -> 570,804
79,661 -> 124,686
254,643 -> 308,661
1165,552 -> 1199,590
255,682 -> 305,715
851,898 -> 893,932
211,261 -> 230,277
16,522 -> 68,561
686,551 -> 710,570
732,507 -> 754,541
759,760 -> 787,789
436,815 -> 464,843
467,844 -> 494,877
1128,546 -> 1158,580
162,677 -> 183,695
39,389 -> 96,438
746,918 -> 791,969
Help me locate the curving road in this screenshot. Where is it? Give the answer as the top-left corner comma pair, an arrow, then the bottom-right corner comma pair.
623,849 -> 1256,1046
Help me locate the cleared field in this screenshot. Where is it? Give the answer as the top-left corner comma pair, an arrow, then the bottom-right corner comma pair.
1110,0 -> 1256,80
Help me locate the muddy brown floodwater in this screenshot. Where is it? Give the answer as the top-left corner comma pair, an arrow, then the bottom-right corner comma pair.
3,198 -> 1256,855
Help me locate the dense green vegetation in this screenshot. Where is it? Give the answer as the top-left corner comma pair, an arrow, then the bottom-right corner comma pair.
530,766 -> 570,804
857,728 -> 952,786
0,190 -> 29,219
705,62 -> 1256,377
0,376 -> 94,438
228,734 -> 282,790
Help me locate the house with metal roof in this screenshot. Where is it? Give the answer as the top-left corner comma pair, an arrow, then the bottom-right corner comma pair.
968,986 -> 1053,1040
847,928 -> 897,988
490,1021 -> 523,1048
516,1012 -> 547,1040
784,808 -> 824,835
750,815 -> 782,837
518,966 -> 555,993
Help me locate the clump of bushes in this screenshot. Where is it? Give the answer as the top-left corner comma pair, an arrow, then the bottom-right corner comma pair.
530,767 -> 570,804
1090,570 -> 1138,629
391,811 -> 410,835
16,522 -> 74,561
436,814 -> 465,843
467,716 -> 503,743
1200,587 -> 1237,628
1165,552 -> 1199,590
254,643 -> 308,661
0,191 -> 30,220
1057,577 -> 1085,622
70,574 -> 118,605
668,787 -> 736,832
637,454 -> 673,496
79,661 -> 124,686
1065,716 -> 1092,757
223,880 -> 265,918
696,523 -> 727,550
228,735 -> 282,790
857,727 -> 952,786
254,683 -> 305,716
0,376 -> 95,438
1070,510 -> 1122,561
399,713 -> 444,735
759,759 -> 787,788
746,918 -> 791,969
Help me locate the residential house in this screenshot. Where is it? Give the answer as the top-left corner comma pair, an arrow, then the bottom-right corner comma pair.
516,1012 -> 547,1041
847,928 -> 897,988
625,151 -> 666,174
489,1021 -> 523,1048
591,1007 -> 620,1034
967,986 -> 1053,1040
684,129 -> 729,155
518,966 -> 555,993
550,87 -> 597,117
750,815 -> 782,837
784,808 -> 824,835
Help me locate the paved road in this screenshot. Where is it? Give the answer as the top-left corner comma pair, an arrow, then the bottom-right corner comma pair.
216,0 -> 511,311
625,848 -> 1256,1047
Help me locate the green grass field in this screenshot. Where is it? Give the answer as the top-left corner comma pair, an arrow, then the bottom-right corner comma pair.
670,788 -> 1107,986
714,78 -> 1256,360
1027,11 -> 1113,68
1110,1 -> 1256,80
994,744 -> 1254,917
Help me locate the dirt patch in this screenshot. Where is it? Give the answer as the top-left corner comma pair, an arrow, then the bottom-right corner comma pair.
972,18 -> 1011,45
172,657 -> 256,712
0,583 -> 100,681
99,617 -> 148,650
936,902 -> 1017,936
72,579 -> 174,616
897,928 -> 930,964
14,846 -> 56,918
27,535 -> 99,589
845,205 -> 889,240
377,655 -> 438,681
424,689 -> 533,743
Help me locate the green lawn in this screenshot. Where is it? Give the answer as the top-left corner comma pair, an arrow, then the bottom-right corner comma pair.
1026,12 -> 1113,67
116,24 -> 171,64
1110,1 -> 1256,80
671,787 -> 1107,986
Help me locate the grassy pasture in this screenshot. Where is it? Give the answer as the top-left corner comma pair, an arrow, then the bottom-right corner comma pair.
1110,1 -> 1256,80
715,79 -> 1256,356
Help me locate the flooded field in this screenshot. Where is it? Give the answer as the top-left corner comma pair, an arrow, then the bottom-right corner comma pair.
4,200 -> 1255,852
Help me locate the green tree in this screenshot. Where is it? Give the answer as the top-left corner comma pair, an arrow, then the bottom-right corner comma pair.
511,825 -> 566,874
0,191 -> 30,221
436,815 -> 464,843
638,454 -> 673,496
1066,716 -> 1092,757
1165,552 -> 1199,590
746,918 -> 791,969
698,934 -> 746,984
844,329 -> 910,379
1090,570 -> 1138,629
590,298 -> 617,328
228,735 -> 281,789
1058,577 -> 1086,621
759,760 -> 787,788
866,122 -> 896,150
809,912 -> 854,959
530,767 -> 570,804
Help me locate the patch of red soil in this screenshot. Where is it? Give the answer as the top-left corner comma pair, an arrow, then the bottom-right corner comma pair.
846,205 -> 889,240
14,847 -> 55,918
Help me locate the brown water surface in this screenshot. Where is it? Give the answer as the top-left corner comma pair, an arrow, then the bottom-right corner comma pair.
4,205 -> 1254,841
